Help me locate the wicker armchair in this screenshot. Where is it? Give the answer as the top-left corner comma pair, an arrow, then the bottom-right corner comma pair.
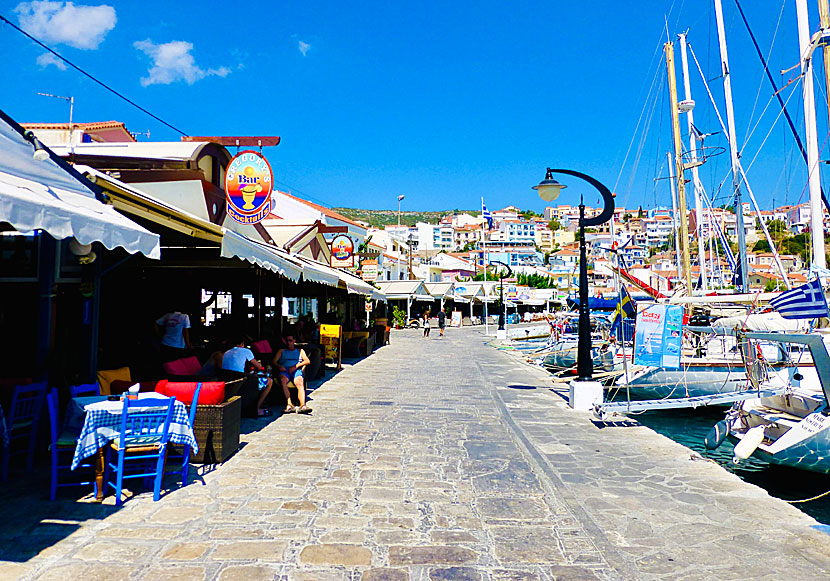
190,395 -> 242,464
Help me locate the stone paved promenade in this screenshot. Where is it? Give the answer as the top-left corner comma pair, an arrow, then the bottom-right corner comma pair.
4,327 -> 830,580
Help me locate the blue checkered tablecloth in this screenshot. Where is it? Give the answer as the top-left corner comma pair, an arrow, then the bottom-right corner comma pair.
70,393 -> 198,470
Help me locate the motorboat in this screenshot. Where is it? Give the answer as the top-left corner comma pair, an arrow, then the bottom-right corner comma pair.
709,332 -> 830,474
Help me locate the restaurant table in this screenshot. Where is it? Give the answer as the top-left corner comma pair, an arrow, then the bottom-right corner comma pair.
67,393 -> 198,500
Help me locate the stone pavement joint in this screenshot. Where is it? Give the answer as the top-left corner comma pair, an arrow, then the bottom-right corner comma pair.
3,327 -> 830,579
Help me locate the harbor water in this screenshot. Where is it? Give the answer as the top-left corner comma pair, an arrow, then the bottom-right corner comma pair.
512,333 -> 830,525
611,398 -> 830,526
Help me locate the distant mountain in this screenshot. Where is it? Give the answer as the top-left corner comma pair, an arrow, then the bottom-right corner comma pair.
332,207 -> 478,228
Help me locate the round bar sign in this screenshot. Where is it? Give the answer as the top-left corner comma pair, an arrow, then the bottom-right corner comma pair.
225,151 -> 273,224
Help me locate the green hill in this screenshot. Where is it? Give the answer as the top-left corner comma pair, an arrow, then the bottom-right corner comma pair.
332,208 -> 478,228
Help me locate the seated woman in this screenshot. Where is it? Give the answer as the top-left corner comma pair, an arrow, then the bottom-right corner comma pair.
219,336 -> 273,417
272,333 -> 312,414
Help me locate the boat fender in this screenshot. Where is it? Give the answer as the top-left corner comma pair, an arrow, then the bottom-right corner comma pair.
704,420 -> 730,450
732,425 -> 765,464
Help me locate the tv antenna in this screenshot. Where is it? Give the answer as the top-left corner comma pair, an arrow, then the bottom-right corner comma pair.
37,92 -> 74,149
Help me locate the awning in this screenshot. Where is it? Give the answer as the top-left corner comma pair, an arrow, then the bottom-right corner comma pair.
339,270 -> 377,295
0,174 -> 161,259
221,230 -> 302,281
295,256 -> 341,287
0,115 -> 160,258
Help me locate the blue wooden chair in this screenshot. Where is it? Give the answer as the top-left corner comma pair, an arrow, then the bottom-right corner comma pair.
6,381 -> 48,473
164,382 -> 202,486
69,383 -> 100,397
104,397 -> 175,506
46,388 -> 96,500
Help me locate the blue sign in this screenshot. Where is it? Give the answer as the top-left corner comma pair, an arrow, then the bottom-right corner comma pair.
633,304 -> 683,369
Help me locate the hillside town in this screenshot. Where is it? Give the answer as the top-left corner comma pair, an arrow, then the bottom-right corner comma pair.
367,198 -> 829,298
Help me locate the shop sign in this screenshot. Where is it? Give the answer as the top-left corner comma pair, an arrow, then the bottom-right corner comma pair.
361,261 -> 379,282
330,234 -> 355,268
320,324 -> 342,370
225,151 -> 273,224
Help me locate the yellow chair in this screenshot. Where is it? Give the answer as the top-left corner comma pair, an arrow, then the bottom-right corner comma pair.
96,367 -> 131,396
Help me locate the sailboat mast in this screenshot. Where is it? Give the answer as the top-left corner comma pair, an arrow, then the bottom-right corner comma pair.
713,0 -> 749,291
799,0 -> 828,270
665,41 -> 694,292
679,32 -> 708,292
667,152 -> 684,283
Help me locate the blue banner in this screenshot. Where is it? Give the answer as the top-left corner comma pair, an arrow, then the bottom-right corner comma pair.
633,304 -> 683,369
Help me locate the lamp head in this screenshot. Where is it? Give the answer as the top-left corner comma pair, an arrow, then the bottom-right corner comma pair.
24,130 -> 50,162
533,168 -> 566,202
397,194 -> 405,202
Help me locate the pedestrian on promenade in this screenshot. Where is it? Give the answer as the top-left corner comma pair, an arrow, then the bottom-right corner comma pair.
423,310 -> 431,338
438,309 -> 446,337
220,336 -> 273,417
273,333 -> 312,414
154,309 -> 193,362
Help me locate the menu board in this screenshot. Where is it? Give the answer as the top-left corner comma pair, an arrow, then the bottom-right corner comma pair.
320,324 -> 342,370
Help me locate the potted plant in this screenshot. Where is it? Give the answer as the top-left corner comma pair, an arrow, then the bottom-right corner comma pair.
392,306 -> 406,329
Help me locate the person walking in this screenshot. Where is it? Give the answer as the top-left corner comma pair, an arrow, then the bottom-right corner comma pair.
438,309 -> 446,337
423,310 -> 431,338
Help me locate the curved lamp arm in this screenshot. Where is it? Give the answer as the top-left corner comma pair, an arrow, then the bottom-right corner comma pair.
548,168 -> 615,227
488,260 -> 512,279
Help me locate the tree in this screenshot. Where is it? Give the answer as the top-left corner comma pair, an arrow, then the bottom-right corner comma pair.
752,239 -> 772,253
623,213 -> 632,222
766,219 -> 787,241
548,219 -> 561,231
637,206 -> 644,218
764,279 -> 781,292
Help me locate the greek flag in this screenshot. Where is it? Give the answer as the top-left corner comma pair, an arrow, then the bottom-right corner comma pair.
481,198 -> 493,230
769,278 -> 829,319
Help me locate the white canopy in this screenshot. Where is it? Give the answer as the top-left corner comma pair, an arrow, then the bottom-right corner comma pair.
339,269 -> 380,296
221,230 -> 302,281
294,256 -> 341,287
0,117 -> 160,258
711,312 -> 808,332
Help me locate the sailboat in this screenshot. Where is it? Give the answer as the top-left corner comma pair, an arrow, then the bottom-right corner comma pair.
707,0 -> 830,472
613,0 -> 823,402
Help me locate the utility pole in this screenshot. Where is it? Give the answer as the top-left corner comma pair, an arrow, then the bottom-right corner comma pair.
665,41 -> 693,292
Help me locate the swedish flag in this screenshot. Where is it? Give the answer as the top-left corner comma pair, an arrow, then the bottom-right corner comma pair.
610,285 -> 636,336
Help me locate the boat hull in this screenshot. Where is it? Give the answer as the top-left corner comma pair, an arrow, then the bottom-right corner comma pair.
616,365 -> 745,400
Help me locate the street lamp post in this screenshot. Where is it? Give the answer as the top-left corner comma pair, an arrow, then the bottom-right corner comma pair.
396,195 -> 405,280
534,169 -> 614,407
489,260 -> 512,338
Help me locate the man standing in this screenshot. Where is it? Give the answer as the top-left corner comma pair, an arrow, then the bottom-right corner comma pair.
155,310 -> 193,361
437,309 -> 446,337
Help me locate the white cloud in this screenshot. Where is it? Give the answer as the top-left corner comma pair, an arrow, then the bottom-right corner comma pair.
134,39 -> 230,87
298,40 -> 310,56
14,1 -> 116,50
36,52 -> 67,70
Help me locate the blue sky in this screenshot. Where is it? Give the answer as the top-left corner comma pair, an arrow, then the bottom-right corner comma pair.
1,1 -> 827,215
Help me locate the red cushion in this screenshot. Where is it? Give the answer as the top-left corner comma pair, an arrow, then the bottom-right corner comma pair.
157,381 -> 225,406
252,340 -> 272,355
162,356 -> 202,376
